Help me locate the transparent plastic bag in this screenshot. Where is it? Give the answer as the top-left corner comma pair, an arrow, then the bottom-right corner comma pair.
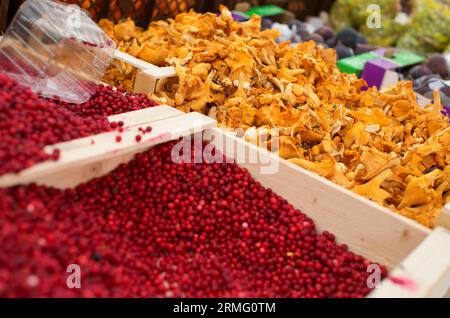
0,0 -> 116,103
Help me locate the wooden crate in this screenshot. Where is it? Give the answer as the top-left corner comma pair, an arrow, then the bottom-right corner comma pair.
1,49 -> 450,297
109,51 -> 450,297
1,103 -> 449,297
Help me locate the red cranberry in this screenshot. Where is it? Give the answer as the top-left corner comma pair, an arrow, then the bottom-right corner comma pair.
53,84 -> 158,117
0,141 -> 387,297
0,75 -> 110,175
0,76 -> 158,175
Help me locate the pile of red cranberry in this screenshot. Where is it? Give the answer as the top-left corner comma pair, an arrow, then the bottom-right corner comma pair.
54,85 -> 158,118
0,74 -> 157,175
0,141 -> 386,297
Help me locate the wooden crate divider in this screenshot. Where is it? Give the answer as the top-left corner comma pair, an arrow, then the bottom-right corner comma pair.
45,105 -> 183,153
113,50 -> 176,94
0,107 -> 215,189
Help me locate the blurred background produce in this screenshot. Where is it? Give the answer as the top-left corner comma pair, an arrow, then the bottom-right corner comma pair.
331,0 -> 450,54
2,0 -> 448,55
2,0 -> 449,103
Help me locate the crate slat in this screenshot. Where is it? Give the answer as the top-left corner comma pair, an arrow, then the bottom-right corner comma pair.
369,227 -> 450,298
45,105 -> 183,153
114,50 -> 162,73
0,111 -> 215,188
113,50 -> 176,94
437,203 -> 450,231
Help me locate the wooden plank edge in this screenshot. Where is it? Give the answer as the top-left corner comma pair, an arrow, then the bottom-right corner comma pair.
112,50 -> 176,95
46,105 -> 184,153
134,68 -> 176,95
369,227 -> 450,298
113,50 -> 161,73
0,113 -> 216,188
113,50 -> 176,91
205,127 -> 430,269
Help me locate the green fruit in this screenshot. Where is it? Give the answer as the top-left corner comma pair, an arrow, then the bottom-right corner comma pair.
397,0 -> 450,54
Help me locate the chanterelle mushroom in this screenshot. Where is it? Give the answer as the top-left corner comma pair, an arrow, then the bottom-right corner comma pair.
100,7 -> 450,228
351,169 -> 394,205
399,169 -> 442,209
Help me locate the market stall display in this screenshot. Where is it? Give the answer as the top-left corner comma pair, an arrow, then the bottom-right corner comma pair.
330,0 -> 450,55
100,7 -> 450,228
1,0 -> 450,300
1,105 -> 449,297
